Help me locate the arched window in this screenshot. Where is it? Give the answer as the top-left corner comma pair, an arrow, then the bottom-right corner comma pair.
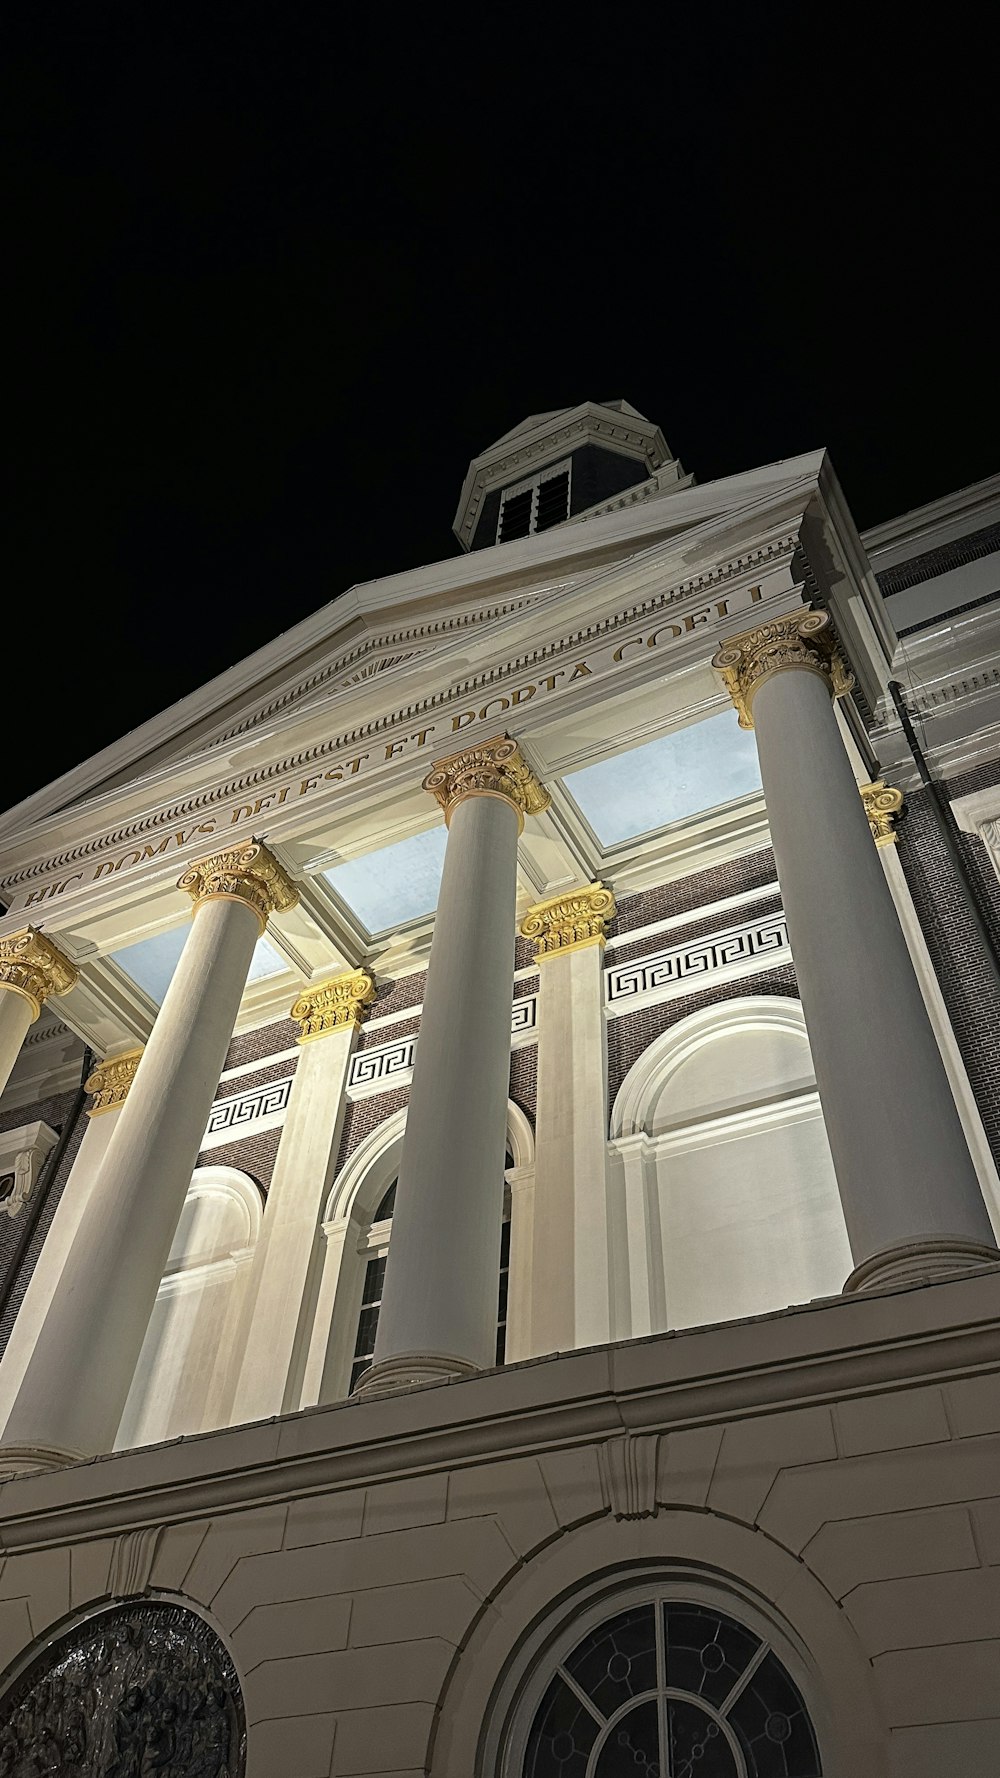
349,1160 -> 512,1392
610,997 -> 851,1334
116,1166 -> 262,1450
520,1592 -> 822,1777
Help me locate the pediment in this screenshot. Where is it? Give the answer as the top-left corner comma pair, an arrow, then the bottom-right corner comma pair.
1,450 -> 832,847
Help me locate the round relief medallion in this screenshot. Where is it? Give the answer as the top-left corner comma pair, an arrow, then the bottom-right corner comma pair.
0,1599 -> 245,1776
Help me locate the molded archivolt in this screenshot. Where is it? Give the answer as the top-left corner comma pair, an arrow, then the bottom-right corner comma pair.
433,1515 -> 884,1776
609,997 -> 852,1332
323,1096 -> 535,1227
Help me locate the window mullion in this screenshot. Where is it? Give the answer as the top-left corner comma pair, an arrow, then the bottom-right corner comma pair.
656,1599 -> 672,1778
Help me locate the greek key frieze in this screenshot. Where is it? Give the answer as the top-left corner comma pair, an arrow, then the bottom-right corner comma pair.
203,1075 -> 293,1142
606,912 -> 790,1009
511,993 -> 537,1032
349,995 -> 537,1096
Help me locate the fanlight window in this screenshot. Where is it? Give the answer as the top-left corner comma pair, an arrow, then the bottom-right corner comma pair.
523,1597 -> 821,1777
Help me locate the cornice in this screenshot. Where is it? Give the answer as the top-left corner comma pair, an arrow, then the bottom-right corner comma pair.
1,453 -> 827,842
861,470 -> 1000,568
0,526 -> 803,899
0,1265 -> 996,1551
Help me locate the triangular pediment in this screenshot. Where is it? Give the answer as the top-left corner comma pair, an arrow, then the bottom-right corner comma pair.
0,450 -> 830,845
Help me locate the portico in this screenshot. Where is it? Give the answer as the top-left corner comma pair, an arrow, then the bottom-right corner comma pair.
0,445 -> 996,1482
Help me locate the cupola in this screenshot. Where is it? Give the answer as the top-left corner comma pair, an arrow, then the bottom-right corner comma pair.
453,398 -> 690,551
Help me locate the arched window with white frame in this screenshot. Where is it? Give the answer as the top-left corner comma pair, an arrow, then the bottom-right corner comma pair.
301,1101 -> 533,1406
610,996 -> 852,1337
348,1164 -> 513,1394
115,1165 -> 262,1451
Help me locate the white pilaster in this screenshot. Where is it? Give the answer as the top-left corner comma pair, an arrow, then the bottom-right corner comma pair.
503,1164 -> 535,1364
522,885 -> 616,1354
228,971 -> 374,1423
613,1133 -> 667,1339
298,1215 -> 353,1408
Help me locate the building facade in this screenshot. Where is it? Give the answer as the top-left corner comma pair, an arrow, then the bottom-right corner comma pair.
0,400 -> 998,1775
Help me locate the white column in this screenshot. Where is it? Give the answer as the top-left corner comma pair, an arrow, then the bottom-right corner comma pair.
228,970 -> 374,1423
521,884 -> 616,1354
357,736 -> 548,1394
714,611 -> 999,1291
0,1049 -> 142,1428
0,841 -> 297,1475
0,930 -> 77,1097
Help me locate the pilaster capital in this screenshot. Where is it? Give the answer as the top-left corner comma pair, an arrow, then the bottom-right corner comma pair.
291,970 -> 377,1042
177,839 -> 298,932
0,929 -> 78,1020
85,1046 -> 145,1117
422,734 -> 550,834
520,881 -> 616,960
860,780 -> 905,847
712,608 -> 854,730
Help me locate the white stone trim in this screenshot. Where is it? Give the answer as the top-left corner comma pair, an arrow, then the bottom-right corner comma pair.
603,879 -> 780,954
217,1045 -> 299,1084
347,995 -> 537,1099
605,911 -> 790,1019
200,1075 -> 293,1149
610,995 -> 809,1139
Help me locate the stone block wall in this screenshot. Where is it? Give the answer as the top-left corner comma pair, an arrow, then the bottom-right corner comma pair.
0,1268 -> 997,1777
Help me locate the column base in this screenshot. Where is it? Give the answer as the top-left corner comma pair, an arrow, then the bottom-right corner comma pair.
353,1352 -> 480,1398
0,1442 -> 86,1482
844,1237 -> 1000,1294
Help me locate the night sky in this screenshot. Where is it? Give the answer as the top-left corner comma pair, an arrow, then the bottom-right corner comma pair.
6,7 -> 996,812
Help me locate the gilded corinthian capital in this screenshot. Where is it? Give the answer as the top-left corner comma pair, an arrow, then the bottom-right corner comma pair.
86,1046 -> 144,1117
521,882 -> 617,959
0,929 -> 78,1019
422,735 -> 550,833
860,780 -> 905,847
711,609 -> 854,730
291,970 -> 376,1041
178,839 -> 298,931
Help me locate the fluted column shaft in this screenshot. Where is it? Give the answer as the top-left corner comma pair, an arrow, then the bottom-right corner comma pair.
0,842 -> 296,1472
0,930 -> 77,1098
359,736 -> 548,1393
715,611 -> 998,1290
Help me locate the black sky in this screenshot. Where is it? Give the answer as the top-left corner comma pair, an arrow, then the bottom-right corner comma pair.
6,5 -> 997,812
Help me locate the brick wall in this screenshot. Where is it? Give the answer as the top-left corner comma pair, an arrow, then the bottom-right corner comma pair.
224,1017 -> 299,1071
897,765 -> 1000,1167
508,1044 -> 538,1126
196,1127 -> 282,1197
612,846 -> 776,937
610,891 -> 783,969
334,1087 -> 411,1177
